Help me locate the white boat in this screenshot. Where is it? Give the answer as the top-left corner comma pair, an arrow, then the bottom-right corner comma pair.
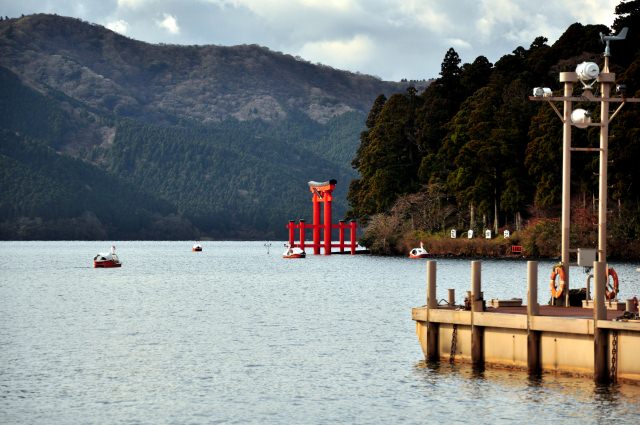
283,243 -> 305,259
192,242 -> 203,252
93,245 -> 122,268
409,241 -> 429,259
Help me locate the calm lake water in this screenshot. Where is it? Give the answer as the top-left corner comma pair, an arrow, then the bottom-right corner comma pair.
1,241 -> 639,424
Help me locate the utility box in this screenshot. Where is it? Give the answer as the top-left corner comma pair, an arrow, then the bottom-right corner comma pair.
577,248 -> 597,267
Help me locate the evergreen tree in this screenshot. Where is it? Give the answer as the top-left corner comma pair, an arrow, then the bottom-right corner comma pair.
348,89 -> 423,217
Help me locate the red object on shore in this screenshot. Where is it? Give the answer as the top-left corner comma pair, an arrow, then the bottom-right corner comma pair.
93,245 -> 122,268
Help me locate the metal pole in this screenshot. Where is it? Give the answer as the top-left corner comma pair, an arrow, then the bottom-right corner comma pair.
559,72 -> 577,305
598,71 -> 615,262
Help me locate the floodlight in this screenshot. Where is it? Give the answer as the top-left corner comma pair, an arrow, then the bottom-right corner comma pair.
576,62 -> 599,83
571,108 -> 591,129
533,87 -> 552,97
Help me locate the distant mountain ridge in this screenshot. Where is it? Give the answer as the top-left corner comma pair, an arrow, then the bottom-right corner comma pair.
0,14 -> 412,124
0,14 -> 419,240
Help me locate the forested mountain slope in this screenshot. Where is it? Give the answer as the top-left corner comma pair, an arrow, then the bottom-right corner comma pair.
0,14 -> 416,239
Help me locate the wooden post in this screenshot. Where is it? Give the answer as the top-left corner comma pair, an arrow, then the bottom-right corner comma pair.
427,261 -> 437,309
426,261 -> 439,362
448,289 -> 455,307
298,219 -> 305,251
288,220 -> 295,247
593,261 -> 609,383
527,261 -> 541,376
349,220 -> 357,255
471,261 -> 484,369
323,195 -> 332,255
312,197 -> 320,255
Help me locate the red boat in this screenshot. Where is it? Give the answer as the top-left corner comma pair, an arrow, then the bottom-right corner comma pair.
93,246 -> 122,268
283,244 -> 306,259
409,242 -> 429,259
192,243 -> 203,252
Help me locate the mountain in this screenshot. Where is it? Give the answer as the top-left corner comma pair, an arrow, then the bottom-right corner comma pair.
0,14 -> 419,240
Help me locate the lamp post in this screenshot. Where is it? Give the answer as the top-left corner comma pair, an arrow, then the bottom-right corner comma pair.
530,27 -> 638,303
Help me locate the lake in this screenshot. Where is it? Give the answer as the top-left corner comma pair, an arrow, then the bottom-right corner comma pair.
1,241 -> 639,424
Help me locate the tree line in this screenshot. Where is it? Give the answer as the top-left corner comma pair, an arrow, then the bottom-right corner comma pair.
348,1 -> 640,258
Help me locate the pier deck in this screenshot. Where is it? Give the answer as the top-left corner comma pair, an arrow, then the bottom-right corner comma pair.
462,305 -> 630,320
412,260 -> 640,384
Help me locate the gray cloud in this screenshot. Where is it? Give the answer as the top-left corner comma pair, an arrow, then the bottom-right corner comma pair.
0,0 -> 618,80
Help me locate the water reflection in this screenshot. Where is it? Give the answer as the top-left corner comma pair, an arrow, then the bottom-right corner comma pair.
413,360 -> 640,423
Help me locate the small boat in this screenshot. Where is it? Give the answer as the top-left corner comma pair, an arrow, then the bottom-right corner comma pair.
94,245 -> 122,268
283,243 -> 305,259
192,242 -> 203,252
409,241 -> 429,259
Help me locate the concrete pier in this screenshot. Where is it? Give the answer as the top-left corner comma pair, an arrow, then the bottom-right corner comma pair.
412,260 -> 640,383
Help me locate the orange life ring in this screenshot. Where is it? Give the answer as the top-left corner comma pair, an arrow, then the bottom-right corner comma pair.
549,264 -> 566,299
605,267 -> 619,300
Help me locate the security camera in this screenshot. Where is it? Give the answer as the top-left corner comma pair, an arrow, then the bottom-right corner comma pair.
571,108 -> 592,129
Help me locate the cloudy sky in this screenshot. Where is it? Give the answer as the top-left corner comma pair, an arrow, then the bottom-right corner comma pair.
1,0 -> 620,81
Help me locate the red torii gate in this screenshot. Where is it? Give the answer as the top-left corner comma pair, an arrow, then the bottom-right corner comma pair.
286,179 -> 358,255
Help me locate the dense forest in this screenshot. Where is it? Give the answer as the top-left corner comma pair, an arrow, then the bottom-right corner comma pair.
348,1 -> 640,260
0,65 -> 361,238
0,13 -> 413,240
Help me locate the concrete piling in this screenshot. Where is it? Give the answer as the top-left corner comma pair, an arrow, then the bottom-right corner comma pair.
426,260 -> 439,362
593,261 -> 609,384
527,261 -> 541,376
470,261 -> 484,370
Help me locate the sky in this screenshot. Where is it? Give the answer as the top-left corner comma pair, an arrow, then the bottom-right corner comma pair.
0,0 -> 620,81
